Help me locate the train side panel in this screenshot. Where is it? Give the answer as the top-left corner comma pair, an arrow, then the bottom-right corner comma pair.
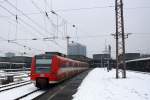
55,56 -> 88,83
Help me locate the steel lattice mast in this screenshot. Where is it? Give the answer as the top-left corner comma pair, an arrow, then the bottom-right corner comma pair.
115,0 -> 126,78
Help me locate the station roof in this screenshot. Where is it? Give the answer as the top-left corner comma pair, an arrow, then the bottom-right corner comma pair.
126,57 -> 150,63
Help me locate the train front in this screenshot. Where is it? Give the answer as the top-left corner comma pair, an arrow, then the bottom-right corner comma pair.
30,54 -> 57,88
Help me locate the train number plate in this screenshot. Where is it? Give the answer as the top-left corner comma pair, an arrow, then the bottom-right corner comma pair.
40,74 -> 45,77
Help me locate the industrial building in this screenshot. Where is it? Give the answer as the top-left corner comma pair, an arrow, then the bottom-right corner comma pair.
5,52 -> 15,57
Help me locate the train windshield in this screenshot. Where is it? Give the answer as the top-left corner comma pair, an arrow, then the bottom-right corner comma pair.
35,56 -> 52,73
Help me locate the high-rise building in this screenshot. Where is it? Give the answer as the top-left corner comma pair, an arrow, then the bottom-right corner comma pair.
68,42 -> 86,56
5,52 -> 15,57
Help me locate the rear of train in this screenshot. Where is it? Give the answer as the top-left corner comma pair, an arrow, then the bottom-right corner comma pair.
30,53 -> 59,88
30,52 -> 89,88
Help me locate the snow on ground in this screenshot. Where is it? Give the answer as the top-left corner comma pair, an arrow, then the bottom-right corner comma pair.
0,71 -> 30,85
0,83 -> 38,100
72,68 -> 150,100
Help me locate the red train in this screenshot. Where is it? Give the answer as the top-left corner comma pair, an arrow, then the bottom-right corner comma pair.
30,52 -> 89,88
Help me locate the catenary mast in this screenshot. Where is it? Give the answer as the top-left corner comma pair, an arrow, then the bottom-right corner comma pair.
115,0 -> 126,78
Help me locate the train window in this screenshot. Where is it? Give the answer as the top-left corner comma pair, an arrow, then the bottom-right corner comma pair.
35,59 -> 51,73
36,59 -> 52,64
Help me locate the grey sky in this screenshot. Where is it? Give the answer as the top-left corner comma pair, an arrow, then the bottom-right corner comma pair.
0,0 -> 150,58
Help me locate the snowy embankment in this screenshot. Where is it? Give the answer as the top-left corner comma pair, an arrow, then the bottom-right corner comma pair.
72,68 -> 150,100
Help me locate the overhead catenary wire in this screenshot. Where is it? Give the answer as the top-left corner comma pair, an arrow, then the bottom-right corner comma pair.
0,5 -> 65,51
4,0 -> 54,36
0,3 -> 46,38
30,0 -> 73,49
0,5 -> 150,18
0,0 -> 150,55
2,32 -> 150,43
15,0 -> 18,41
0,2 -> 149,41
31,0 -> 65,35
30,0 -> 66,49
7,17 -> 41,38
0,4 -> 47,54
0,2 -> 65,51
30,0 -> 56,34
55,6 -> 114,12
0,35 -> 43,52
0,2 -> 62,51
125,6 -> 150,10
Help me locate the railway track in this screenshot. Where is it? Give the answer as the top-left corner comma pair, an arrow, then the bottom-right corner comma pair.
0,82 -> 45,100
14,89 -> 41,100
0,80 -> 30,88
0,81 -> 32,92
33,70 -> 90,100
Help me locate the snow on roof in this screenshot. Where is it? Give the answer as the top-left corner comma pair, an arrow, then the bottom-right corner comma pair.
126,57 -> 150,63
72,68 -> 150,100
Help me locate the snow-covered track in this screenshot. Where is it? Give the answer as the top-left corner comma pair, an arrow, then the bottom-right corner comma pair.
0,81 -> 31,92
14,89 -> 40,100
0,80 -> 30,89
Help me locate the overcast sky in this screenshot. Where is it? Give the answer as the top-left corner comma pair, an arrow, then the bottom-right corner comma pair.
0,0 -> 150,58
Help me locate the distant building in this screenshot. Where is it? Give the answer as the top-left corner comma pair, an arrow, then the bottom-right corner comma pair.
140,54 -> 150,58
67,55 -> 91,62
93,54 -> 110,60
125,53 -> 140,60
90,54 -> 111,68
0,57 -> 9,62
68,42 -> 86,56
0,56 -> 32,68
5,52 -> 15,57
10,56 -> 32,68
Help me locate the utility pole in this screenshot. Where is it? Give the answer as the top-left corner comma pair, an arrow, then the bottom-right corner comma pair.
115,0 -> 126,78
66,36 -> 71,55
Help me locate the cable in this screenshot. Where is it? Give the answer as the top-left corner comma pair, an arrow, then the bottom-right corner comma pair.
30,0 -> 64,37
52,40 -> 66,49
0,2 -> 66,51
125,6 -> 150,10
3,34 -> 110,42
15,0 -> 18,40
30,0 -> 60,48
4,0 -> 54,36
0,35 -> 43,52
0,3 -> 45,37
55,6 -> 114,12
1,5 -> 150,18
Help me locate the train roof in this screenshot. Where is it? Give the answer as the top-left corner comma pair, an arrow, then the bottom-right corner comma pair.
56,55 -> 87,64
126,57 -> 150,63
35,52 -> 66,58
35,52 -> 87,64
